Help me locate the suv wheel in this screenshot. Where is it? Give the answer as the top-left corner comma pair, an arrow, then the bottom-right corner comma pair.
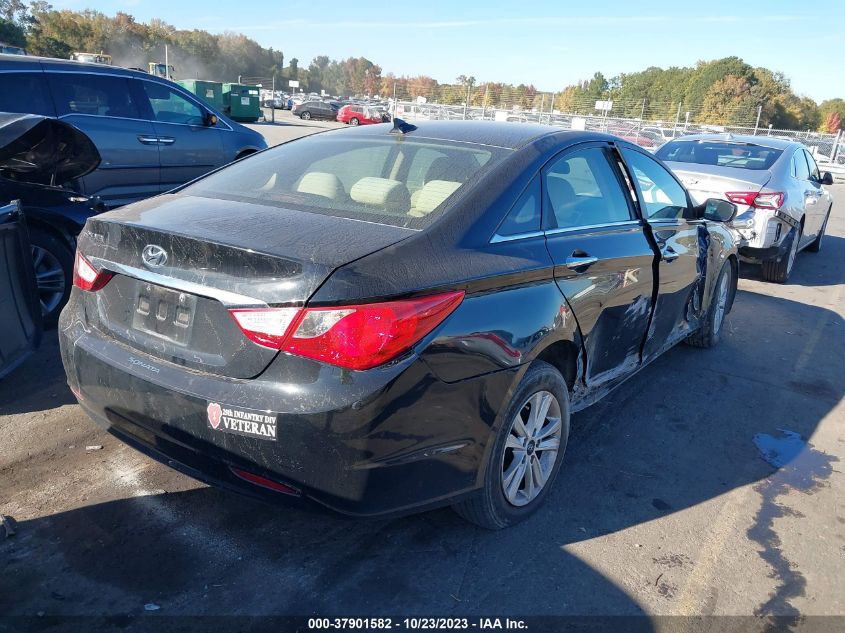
453,361 -> 570,529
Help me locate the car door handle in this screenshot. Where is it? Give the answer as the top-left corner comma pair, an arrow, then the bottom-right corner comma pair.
156,137 -> 175,145
565,255 -> 598,270
137,135 -> 160,145
662,246 -> 679,262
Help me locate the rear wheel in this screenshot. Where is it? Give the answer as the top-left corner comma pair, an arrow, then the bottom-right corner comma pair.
300,111 -> 311,121
29,228 -> 73,326
762,224 -> 801,283
686,260 -> 733,349
452,361 -> 570,529
806,209 -> 830,253
350,117 -> 360,126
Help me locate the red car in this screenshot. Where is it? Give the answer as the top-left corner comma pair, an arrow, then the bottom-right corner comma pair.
337,104 -> 385,126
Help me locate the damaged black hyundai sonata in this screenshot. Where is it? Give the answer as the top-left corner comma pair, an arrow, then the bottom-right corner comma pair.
60,121 -> 739,528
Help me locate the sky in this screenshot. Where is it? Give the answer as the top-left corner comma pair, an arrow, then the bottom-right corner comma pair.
49,0 -> 843,102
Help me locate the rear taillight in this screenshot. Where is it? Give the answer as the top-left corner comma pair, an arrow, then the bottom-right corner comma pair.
72,251 -> 113,291
725,191 -> 784,210
228,291 -> 464,370
229,307 -> 300,349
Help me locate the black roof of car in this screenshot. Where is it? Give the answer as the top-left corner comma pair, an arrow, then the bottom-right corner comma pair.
342,120 -> 615,150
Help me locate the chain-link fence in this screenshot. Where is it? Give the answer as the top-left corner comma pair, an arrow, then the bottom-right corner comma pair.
384,83 -> 843,166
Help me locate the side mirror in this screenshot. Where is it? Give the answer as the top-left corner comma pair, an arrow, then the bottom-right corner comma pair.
702,198 -> 737,223
820,172 -> 834,186
204,111 -> 218,127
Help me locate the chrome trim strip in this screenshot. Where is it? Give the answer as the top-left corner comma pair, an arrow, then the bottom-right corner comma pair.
89,259 -> 268,308
490,230 -> 545,244
544,220 -> 642,236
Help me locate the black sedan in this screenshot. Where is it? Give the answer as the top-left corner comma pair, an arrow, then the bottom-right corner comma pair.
60,121 -> 739,528
292,100 -> 340,121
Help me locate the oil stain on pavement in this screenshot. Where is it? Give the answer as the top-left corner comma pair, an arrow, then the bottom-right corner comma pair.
749,429 -> 838,618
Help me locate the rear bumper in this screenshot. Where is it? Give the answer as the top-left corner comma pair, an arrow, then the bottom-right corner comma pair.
59,313 -> 517,517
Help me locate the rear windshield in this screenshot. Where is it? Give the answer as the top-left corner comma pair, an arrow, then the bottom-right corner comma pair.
182,133 -> 505,228
656,141 -> 783,170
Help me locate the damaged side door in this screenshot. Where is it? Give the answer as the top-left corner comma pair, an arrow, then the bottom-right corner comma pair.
619,147 -> 707,362
542,143 -> 656,389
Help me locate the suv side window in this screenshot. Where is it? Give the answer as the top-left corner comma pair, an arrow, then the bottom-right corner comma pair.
803,149 -> 821,181
0,73 -> 54,116
544,147 -> 633,229
49,73 -> 140,118
142,82 -> 204,125
792,150 -> 810,180
621,148 -> 689,220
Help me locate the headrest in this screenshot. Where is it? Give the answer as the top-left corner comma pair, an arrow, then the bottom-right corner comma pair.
297,171 -> 345,200
350,177 -> 410,209
408,180 -> 461,217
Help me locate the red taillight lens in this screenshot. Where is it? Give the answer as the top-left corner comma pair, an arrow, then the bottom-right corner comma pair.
72,251 -> 113,291
282,291 -> 465,370
228,307 -> 300,349
725,191 -> 784,210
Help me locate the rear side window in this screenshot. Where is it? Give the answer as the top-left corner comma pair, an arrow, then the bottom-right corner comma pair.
142,82 -> 204,125
544,147 -> 633,229
496,178 -> 541,236
656,140 -> 782,170
0,73 -> 54,116
49,73 -> 140,119
182,135 -> 506,229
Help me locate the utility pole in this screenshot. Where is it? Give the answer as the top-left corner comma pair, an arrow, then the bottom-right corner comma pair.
754,104 -> 762,135
673,102 -> 682,135
271,75 -> 275,123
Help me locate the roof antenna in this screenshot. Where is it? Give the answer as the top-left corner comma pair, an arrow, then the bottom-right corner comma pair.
390,118 -> 417,134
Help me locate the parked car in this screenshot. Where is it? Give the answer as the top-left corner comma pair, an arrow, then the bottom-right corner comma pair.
292,100 -> 340,121
61,121 -> 738,528
336,104 -> 385,126
656,133 -> 834,282
0,112 -> 104,323
0,54 -> 267,209
0,200 -> 42,378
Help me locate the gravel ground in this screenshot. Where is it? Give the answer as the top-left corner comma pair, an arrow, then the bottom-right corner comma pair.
0,141 -> 842,627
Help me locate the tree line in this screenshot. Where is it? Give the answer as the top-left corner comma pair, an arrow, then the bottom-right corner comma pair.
1,3 -> 842,132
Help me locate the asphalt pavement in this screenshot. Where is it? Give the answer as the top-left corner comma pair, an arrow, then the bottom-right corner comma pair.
0,131 -> 842,627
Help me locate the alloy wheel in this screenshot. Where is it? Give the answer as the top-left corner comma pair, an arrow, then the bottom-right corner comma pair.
501,390 -> 562,507
713,268 -> 730,335
31,244 -> 66,316
785,227 -> 800,276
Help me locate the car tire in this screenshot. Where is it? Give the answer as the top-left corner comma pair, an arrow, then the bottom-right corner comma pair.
452,360 -> 570,529
761,224 -> 801,283
301,111 -> 311,121
686,260 -> 734,349
350,117 -> 360,126
29,228 -> 73,327
806,209 -> 830,253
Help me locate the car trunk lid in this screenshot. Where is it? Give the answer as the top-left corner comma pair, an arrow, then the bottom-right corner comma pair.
665,162 -> 772,206
77,194 -> 414,379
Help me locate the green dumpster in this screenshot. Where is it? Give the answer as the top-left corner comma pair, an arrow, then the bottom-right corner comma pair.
222,83 -> 261,122
177,79 -> 223,111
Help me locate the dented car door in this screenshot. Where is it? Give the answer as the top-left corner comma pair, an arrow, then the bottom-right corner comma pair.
620,147 -> 706,361
542,143 -> 656,388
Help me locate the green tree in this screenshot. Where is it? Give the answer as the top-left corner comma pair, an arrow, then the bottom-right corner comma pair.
0,17 -> 25,46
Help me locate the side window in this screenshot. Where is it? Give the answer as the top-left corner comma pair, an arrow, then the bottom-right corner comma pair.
792,150 -> 810,180
142,82 -> 204,125
49,73 -> 140,118
0,73 -> 54,116
803,150 -> 821,181
621,149 -> 689,220
544,147 -> 633,229
496,178 -> 541,237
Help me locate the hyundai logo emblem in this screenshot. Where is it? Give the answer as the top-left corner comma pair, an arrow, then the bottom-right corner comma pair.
142,244 -> 168,268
